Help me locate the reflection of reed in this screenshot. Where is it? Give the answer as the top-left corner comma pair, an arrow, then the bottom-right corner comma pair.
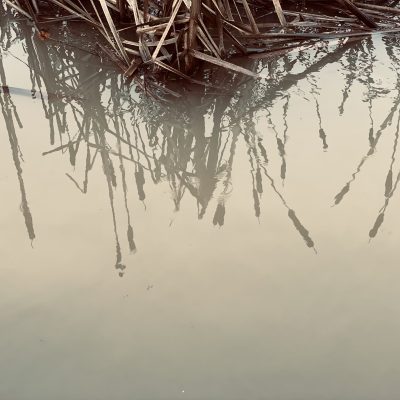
332,40 -> 400,198
332,35 -> 400,239
308,75 -> 328,150
336,38 -> 400,200
5,3 -> 400,265
333,94 -> 400,206
0,50 -> 35,243
369,111 -> 400,239
243,120 -> 316,249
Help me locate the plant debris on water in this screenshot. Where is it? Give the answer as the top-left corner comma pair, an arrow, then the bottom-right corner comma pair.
4,0 -> 400,82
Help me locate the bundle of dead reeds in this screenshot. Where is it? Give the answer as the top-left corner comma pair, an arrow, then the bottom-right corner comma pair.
4,0 -> 400,79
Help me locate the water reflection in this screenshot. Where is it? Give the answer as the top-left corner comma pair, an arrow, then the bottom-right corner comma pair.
333,35 -> 400,239
2,4 -> 400,273
0,46 -> 35,242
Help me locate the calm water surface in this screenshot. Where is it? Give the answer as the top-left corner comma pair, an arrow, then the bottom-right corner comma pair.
2,8 -> 400,400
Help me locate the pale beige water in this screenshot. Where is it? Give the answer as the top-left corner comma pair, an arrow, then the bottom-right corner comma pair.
2,10 -> 400,400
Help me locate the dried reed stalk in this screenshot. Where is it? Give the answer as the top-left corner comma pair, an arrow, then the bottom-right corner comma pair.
5,0 -> 400,80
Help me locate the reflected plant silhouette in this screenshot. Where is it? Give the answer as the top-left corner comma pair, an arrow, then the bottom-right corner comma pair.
332,35 -> 400,239
3,3 -> 400,272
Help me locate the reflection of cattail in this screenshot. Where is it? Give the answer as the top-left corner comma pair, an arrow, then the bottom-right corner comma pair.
127,225 -> 136,253
135,165 -> 146,201
68,141 -> 76,166
288,209 -> 314,248
213,203 -> 225,226
334,182 -> 350,205
319,128 -> 328,149
256,168 -> 263,194
258,140 -> 268,164
280,158 -> 286,180
385,170 -> 393,198
277,137 -> 285,156
369,212 -> 385,238
368,127 -> 374,146
253,189 -> 260,218
115,244 -> 126,277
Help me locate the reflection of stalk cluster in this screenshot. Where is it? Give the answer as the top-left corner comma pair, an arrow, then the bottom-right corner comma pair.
4,5 -> 400,272
333,36 -> 400,240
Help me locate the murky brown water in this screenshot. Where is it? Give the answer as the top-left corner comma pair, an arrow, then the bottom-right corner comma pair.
2,6 -> 400,400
